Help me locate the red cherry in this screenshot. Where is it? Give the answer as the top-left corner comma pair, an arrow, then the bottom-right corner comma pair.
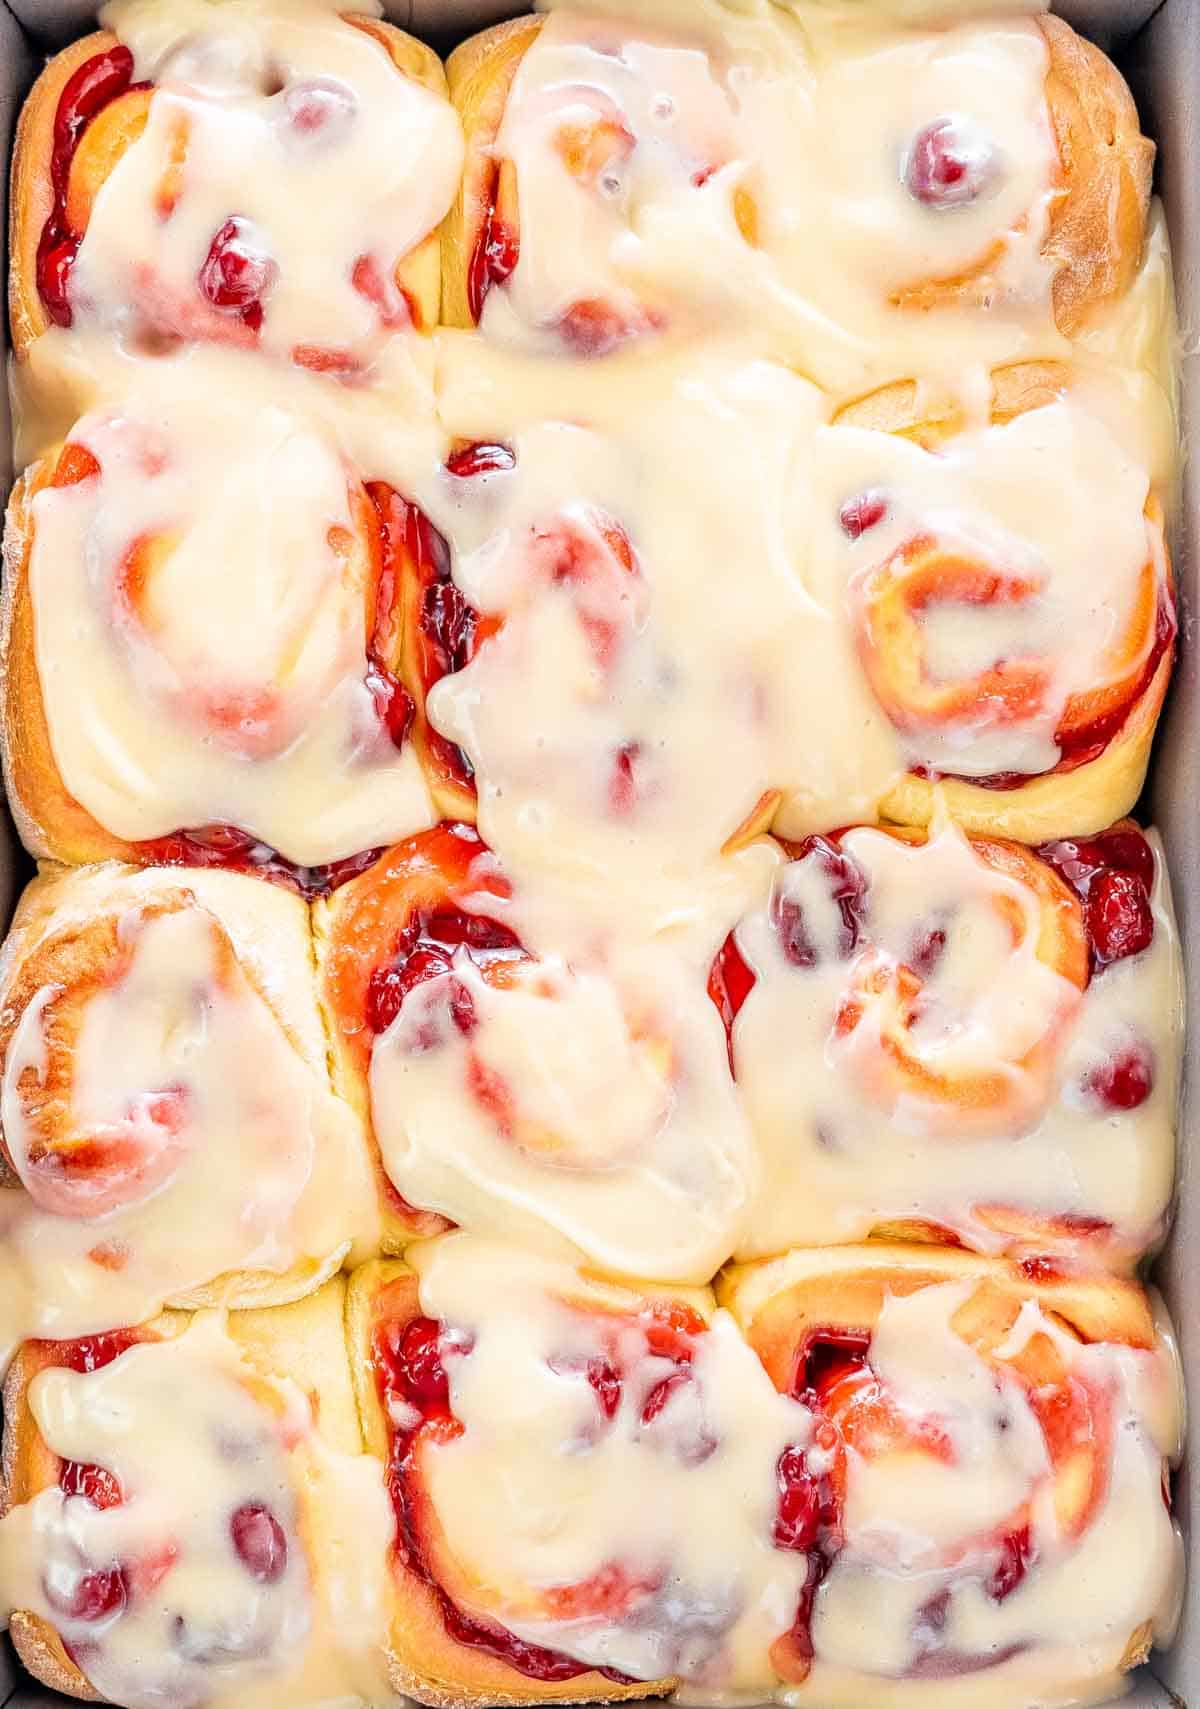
421,582 -> 477,677
906,118 -> 995,208
198,217 -> 277,327
1083,1042 -> 1155,1111
46,1565 -> 126,1623
557,298 -> 636,358
587,1358 -> 623,1421
909,924 -> 947,977
230,1502 -> 288,1584
61,1331 -> 138,1373
774,1445 -> 821,1552
1086,870 -> 1154,966
446,442 -> 516,479
839,492 -> 888,540
60,1461 -> 123,1510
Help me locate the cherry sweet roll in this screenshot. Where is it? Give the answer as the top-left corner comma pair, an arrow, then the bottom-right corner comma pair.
799,363 -> 1174,843
0,862 -> 375,1340
719,1245 -> 1182,1706
713,818 -> 1179,1267
316,823 -> 752,1279
1,383 -> 435,878
443,10 -> 1151,369
348,1236 -> 819,1705
10,5 -> 462,377
0,1280 -> 396,1707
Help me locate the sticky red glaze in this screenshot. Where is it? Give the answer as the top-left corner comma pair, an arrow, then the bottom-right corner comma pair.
556,298 -> 638,358
365,906 -> 523,1036
905,118 -> 994,208
1038,825 -> 1156,970
773,1444 -> 821,1552
373,1309 -> 635,1684
137,824 -> 386,901
467,163 -> 520,322
230,1502 -> 289,1584
839,492 -> 889,540
1083,1042 -> 1155,1112
369,477 -> 478,797
366,662 -> 416,751
942,594 -> 1176,790
707,932 -> 756,1072
198,216 -> 276,332
37,47 -> 142,327
61,1460 -> 124,1509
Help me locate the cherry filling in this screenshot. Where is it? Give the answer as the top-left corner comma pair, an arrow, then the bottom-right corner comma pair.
373,1311 -> 635,1684
904,117 -> 996,208
61,1461 -> 124,1510
365,905 -> 524,1038
37,46 -> 143,327
370,474 -> 480,795
230,1503 -> 288,1584
137,824 -> 386,901
1037,826 -> 1155,970
198,216 -> 277,332
467,162 -> 520,322
1082,1042 -> 1155,1113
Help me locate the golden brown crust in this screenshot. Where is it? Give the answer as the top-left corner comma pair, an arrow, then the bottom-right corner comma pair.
346,1259 -> 675,1709
441,17 -> 543,330
833,360 -> 1073,447
1039,15 -> 1155,335
890,18 -> 1152,332
8,31 -> 118,363
1,458 -> 134,865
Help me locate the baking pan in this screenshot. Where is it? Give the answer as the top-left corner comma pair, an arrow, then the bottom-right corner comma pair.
0,0 -> 1196,1704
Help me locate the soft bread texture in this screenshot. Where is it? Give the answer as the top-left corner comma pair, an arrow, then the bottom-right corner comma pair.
0,860 -> 359,1309
346,1258 -> 675,1709
441,17 -> 542,330
0,449 -> 131,867
8,15 -> 447,362
1,1281 -> 361,1705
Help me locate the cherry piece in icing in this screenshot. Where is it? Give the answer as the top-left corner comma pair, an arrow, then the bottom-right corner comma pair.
60,1461 -> 123,1510
905,118 -> 995,208
58,1330 -> 139,1374
588,1358 -> 623,1422
230,1503 -> 288,1584
708,933 -> 756,1060
839,492 -> 888,540
1083,1043 -> 1155,1111
37,46 -> 137,327
281,77 -> 356,141
46,1566 -> 127,1624
774,836 -> 869,968
446,442 -> 516,479
198,217 -> 277,331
